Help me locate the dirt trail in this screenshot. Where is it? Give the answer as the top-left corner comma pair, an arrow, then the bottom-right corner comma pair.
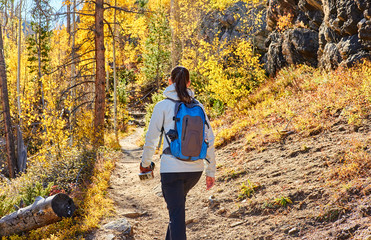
90,118 -> 371,240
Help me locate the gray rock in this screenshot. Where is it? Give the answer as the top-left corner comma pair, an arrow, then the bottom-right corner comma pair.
320,43 -> 342,70
103,218 -> 132,234
198,1 -> 267,53
264,0 -> 371,75
264,28 -> 319,75
104,233 -> 116,240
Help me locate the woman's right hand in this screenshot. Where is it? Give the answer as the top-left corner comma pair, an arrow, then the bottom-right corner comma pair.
206,176 -> 215,190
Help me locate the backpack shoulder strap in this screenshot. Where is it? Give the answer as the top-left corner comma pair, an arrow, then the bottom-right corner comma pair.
157,98 -> 179,150
191,98 -> 210,128
165,98 -> 183,121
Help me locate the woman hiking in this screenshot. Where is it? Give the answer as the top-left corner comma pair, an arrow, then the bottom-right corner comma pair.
140,66 -> 216,240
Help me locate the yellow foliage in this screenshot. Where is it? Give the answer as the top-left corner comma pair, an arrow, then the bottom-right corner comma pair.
331,138 -> 371,181
209,0 -> 263,11
2,151 -> 116,240
276,13 -> 294,32
213,61 -> 371,150
196,38 -> 265,108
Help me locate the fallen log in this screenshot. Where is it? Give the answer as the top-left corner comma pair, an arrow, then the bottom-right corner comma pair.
0,193 -> 75,237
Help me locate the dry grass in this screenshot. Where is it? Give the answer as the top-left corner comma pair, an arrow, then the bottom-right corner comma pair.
214,63 -> 371,151
1,149 -> 117,240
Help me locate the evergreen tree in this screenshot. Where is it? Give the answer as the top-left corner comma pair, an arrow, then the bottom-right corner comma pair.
25,0 -> 53,152
142,5 -> 171,90
26,0 -> 53,79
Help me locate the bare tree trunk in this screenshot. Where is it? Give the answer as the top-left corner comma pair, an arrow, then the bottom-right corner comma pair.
113,0 -> 118,140
94,0 -> 106,147
70,0 -> 76,146
16,0 -> 26,173
170,0 -> 181,67
0,26 -> 17,178
0,194 -> 75,237
36,10 -> 45,113
106,55 -> 109,92
17,0 -> 22,123
2,0 -> 8,28
10,0 -> 14,40
66,1 -> 71,41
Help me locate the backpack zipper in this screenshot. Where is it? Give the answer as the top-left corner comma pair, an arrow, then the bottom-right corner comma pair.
183,118 -> 188,141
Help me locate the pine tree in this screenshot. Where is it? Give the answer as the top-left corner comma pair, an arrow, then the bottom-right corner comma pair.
142,5 -> 171,90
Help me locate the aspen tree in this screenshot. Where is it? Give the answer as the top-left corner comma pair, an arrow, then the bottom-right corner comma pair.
0,25 -> 17,178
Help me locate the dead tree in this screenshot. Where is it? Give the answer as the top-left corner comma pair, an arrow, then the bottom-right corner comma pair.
0,25 -> 17,178
0,193 -> 75,237
94,0 -> 106,147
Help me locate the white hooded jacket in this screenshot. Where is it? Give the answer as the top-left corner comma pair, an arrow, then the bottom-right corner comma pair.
141,84 -> 216,177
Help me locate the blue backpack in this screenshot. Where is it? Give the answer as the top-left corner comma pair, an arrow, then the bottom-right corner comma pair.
162,98 -> 209,161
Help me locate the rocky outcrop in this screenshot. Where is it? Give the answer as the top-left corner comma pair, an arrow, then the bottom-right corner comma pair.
265,28 -> 319,75
198,1 -> 268,54
265,0 -> 371,75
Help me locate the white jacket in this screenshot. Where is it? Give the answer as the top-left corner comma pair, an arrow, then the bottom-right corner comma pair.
141,84 -> 216,177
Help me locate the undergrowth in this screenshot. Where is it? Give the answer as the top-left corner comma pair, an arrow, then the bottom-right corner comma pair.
213,63 -> 371,148
212,62 -> 371,224
1,148 -> 117,240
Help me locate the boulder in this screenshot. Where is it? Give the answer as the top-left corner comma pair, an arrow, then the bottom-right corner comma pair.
264,0 -> 371,75
198,1 -> 268,54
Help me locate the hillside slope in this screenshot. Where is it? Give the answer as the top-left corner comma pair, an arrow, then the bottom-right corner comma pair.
89,64 -> 370,240
89,116 -> 370,240
209,117 -> 370,239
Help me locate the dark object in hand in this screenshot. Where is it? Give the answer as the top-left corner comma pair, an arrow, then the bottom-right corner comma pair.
166,129 -> 178,141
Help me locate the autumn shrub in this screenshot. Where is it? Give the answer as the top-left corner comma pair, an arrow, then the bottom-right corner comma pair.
331,138 -> 371,181
276,13 -> 294,32
238,180 -> 261,200
198,39 -> 266,109
0,194 -> 16,218
18,182 -> 54,206
2,149 -> 116,240
213,62 -> 371,148
274,196 -> 293,207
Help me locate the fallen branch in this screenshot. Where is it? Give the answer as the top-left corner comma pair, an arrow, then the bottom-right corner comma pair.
0,193 -> 75,237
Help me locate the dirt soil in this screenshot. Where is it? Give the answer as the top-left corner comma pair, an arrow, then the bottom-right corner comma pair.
89,118 -> 371,240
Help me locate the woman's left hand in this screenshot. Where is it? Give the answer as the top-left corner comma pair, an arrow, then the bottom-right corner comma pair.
206,176 -> 215,190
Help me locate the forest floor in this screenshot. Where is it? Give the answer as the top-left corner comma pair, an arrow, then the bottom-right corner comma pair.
88,117 -> 371,240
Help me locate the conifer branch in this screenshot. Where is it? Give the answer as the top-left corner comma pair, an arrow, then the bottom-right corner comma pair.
71,101 -> 94,114
103,4 -> 148,14
60,81 -> 95,98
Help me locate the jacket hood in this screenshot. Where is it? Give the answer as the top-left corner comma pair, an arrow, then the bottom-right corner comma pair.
163,84 -> 194,100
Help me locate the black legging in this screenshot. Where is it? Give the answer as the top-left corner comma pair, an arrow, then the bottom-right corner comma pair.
161,171 -> 203,240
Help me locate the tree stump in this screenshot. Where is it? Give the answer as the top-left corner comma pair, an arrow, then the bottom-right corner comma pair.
0,193 -> 75,236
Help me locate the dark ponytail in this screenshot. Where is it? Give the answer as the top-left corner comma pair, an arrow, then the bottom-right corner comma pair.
170,66 -> 191,103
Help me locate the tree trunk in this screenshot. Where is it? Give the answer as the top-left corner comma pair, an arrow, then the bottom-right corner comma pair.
0,25 -> 17,178
113,0 -> 118,140
66,1 -> 71,41
94,0 -> 106,147
0,193 -> 75,237
70,0 -> 76,146
17,0 -> 22,123
16,125 -> 27,173
170,0 -> 181,67
10,0 -> 14,40
37,12 -> 45,112
106,53 -> 109,92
